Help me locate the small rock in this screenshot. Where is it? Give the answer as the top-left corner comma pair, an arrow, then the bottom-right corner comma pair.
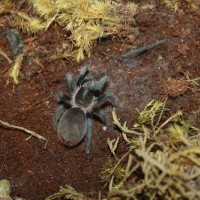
103,126 -> 107,131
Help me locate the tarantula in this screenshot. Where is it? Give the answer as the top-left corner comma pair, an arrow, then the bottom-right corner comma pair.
54,66 -> 116,154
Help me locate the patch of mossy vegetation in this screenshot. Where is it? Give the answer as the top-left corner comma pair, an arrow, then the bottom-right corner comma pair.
163,0 -> 198,11
102,99 -> 200,199
45,184 -> 85,200
0,0 -> 137,62
0,0 -> 138,84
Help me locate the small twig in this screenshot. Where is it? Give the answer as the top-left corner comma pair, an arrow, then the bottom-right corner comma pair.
121,39 -> 167,59
98,39 -> 167,66
0,119 -> 47,141
0,48 -> 13,64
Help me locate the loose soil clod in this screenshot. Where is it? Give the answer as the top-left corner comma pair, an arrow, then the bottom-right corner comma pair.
163,77 -> 188,97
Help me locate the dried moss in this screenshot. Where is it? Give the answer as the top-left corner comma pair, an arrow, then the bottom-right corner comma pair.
45,184 -> 85,200
1,0 -> 138,62
163,0 -> 198,11
102,99 -> 200,200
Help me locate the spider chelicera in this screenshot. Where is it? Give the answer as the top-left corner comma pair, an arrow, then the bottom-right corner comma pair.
54,66 -> 116,153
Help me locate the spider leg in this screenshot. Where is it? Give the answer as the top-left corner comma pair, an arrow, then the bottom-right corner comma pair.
89,76 -> 107,96
96,76 -> 107,91
57,92 -> 71,108
58,92 -> 71,102
96,92 -> 116,107
86,115 -> 93,154
92,107 -> 107,125
66,73 -> 75,94
53,104 -> 65,131
76,66 -> 89,86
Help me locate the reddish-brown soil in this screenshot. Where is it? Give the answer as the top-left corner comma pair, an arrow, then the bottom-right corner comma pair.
0,1 -> 200,199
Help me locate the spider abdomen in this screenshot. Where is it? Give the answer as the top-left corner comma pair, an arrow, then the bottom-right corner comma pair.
57,108 -> 87,147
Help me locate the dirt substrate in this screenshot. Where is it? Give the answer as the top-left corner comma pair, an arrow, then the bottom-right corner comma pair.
0,1 -> 200,199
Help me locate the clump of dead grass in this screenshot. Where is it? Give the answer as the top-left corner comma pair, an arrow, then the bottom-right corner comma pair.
163,0 -> 198,11
0,48 -> 12,64
100,99 -> 200,200
1,0 -> 138,62
45,184 -> 85,200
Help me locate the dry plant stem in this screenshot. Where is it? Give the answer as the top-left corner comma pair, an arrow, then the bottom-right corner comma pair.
107,150 -> 131,188
114,150 -> 131,171
121,39 -> 167,59
136,148 -> 167,171
153,98 -> 167,131
0,49 -> 12,64
117,162 -> 140,189
45,12 -> 58,31
0,119 -> 47,141
168,147 -> 200,163
10,53 -> 23,84
112,108 -> 142,136
154,111 -> 182,135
